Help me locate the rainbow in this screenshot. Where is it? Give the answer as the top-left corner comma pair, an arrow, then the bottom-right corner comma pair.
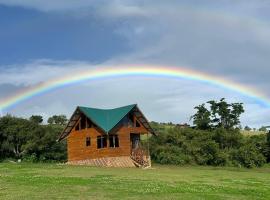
0,65 -> 269,111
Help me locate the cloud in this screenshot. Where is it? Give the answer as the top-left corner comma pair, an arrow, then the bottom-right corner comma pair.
0,1 -> 270,127
0,59 -> 97,85
241,103 -> 270,128
98,3 -> 150,18
0,0 -> 98,12
99,2 -> 270,96
1,60 -> 269,128
0,0 -> 151,16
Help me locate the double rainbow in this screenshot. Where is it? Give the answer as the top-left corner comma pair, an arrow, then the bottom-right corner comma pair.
0,65 -> 269,111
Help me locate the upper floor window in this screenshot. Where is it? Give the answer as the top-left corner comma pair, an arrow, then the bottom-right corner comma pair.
109,135 -> 119,148
75,123 -> 80,131
122,113 -> 134,127
97,136 -> 107,149
86,137 -> 91,146
81,115 -> 86,129
87,118 -> 93,128
75,115 -> 96,131
135,120 -> 141,127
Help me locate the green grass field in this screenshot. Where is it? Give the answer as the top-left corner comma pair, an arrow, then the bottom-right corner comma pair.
1,163 -> 270,200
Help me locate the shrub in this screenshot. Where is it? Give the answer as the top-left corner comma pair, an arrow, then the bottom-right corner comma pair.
267,131 -> 270,162
22,153 -> 38,163
195,141 -> 225,166
150,126 -> 268,168
230,144 -> 266,168
152,145 -> 191,165
248,135 -> 268,158
213,128 -> 243,149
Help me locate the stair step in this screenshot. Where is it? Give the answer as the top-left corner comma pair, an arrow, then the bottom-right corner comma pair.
68,156 -> 136,167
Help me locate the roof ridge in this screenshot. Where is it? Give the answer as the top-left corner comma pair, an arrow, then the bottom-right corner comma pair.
78,104 -> 137,133
78,104 -> 137,111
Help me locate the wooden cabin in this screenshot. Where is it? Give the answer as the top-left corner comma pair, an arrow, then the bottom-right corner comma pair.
58,104 -> 155,167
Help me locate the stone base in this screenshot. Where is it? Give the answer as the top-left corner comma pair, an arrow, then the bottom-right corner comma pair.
67,156 -> 136,167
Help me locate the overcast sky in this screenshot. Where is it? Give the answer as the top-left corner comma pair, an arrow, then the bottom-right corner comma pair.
0,0 -> 270,127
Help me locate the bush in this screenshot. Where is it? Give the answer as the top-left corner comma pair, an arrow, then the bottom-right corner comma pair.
267,131 -> 270,162
153,145 -> 191,165
195,141 -> 222,166
150,126 -> 268,168
230,144 -> 266,168
213,128 -> 243,149
22,153 -> 38,163
214,151 -> 229,166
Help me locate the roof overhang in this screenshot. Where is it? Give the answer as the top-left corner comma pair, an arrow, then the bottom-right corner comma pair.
57,105 -> 156,142
57,107 -> 80,142
132,105 -> 156,135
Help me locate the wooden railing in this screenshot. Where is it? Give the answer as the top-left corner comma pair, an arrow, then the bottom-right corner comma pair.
130,147 -> 150,167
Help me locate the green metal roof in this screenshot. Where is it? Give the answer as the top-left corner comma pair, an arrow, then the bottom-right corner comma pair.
58,104 -> 155,141
78,104 -> 137,133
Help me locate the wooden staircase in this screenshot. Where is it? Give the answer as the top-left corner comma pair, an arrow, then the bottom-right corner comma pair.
130,148 -> 151,168
68,156 -> 136,167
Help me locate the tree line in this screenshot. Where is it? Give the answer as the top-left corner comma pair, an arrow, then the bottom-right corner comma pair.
150,99 -> 270,168
1,98 -> 269,168
0,115 -> 67,162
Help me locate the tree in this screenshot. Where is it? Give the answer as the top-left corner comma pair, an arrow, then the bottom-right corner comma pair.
244,126 -> 252,131
0,114 -> 67,161
191,98 -> 244,130
24,124 -> 67,161
230,102 -> 245,128
266,130 -> 270,162
267,131 -> 270,146
208,98 -> 230,128
30,115 -> 43,124
191,104 -> 211,130
0,115 -> 36,158
207,98 -> 244,129
47,115 -> 67,126
259,126 -> 267,132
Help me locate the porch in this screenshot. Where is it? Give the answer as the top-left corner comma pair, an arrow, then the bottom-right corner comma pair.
130,133 -> 151,168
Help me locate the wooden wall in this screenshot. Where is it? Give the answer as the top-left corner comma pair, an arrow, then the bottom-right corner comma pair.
67,117 -> 148,162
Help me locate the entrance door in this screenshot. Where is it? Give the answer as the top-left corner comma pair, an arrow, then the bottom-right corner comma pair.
130,133 -> 140,149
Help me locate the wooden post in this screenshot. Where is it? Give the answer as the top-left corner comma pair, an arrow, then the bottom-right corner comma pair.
147,132 -> 151,167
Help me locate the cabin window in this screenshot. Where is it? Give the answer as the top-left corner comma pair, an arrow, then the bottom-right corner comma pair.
128,113 -> 134,127
87,118 -> 92,128
122,116 -> 127,126
87,118 -> 97,128
75,123 -> 80,131
81,115 -> 86,130
86,137 -> 91,146
109,135 -> 119,148
136,120 -> 141,127
122,113 -> 134,127
97,136 -> 107,149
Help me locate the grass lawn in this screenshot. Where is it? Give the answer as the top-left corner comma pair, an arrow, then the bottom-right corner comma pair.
1,163 -> 270,200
